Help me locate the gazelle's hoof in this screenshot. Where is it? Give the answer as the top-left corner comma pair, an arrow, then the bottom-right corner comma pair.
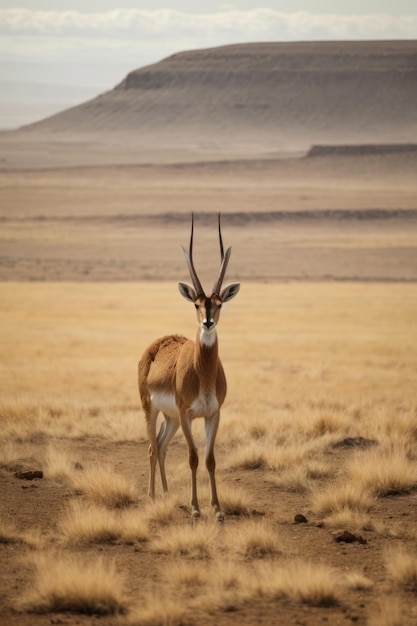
191,509 -> 200,519
215,511 -> 224,522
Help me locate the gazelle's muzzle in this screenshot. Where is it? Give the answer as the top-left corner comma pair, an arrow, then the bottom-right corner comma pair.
202,318 -> 216,331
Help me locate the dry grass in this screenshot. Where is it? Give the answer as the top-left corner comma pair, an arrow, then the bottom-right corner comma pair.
70,465 -> 138,508
43,445 -> 80,482
311,483 -> 375,518
320,509 -> 374,531
345,446 -> 417,496
16,552 -> 128,615
0,440 -> 40,471
0,516 -> 44,549
206,560 -> 342,608
220,493 -> 252,517
265,560 -> 341,606
225,520 -> 282,560
385,548 -> 417,591
143,495 -> 183,527
152,558 -> 342,616
1,282 -> 417,625
58,500 -> 149,545
152,522 -> 219,559
227,441 -> 268,470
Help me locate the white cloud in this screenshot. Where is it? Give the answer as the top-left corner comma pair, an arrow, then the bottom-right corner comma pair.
0,8 -> 416,41
1,8 -> 415,89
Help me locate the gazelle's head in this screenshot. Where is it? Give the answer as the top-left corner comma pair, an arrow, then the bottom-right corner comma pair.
178,214 -> 240,341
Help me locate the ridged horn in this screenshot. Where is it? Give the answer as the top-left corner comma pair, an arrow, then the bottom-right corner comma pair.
212,214 -> 232,296
182,213 -> 205,297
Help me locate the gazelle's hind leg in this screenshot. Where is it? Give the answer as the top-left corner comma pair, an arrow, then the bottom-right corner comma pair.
157,415 -> 180,493
146,403 -> 160,499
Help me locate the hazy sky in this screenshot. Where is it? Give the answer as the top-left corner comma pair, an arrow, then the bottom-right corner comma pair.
1,1 -> 416,89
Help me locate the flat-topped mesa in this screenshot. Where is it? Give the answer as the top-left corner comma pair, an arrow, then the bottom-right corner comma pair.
18,41 -> 417,146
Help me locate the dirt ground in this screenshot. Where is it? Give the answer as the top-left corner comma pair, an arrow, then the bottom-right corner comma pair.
1,436 -> 417,626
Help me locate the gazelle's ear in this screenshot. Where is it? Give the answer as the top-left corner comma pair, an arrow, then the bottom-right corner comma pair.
220,282 -> 240,303
178,282 -> 197,302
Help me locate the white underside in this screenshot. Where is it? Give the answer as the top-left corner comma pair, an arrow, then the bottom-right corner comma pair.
200,324 -> 217,347
151,389 -> 219,419
150,390 -> 179,419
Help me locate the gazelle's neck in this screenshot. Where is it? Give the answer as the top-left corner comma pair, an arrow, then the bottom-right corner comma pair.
195,325 -> 219,383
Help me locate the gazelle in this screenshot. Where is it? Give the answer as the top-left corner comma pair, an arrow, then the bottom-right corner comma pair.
138,214 -> 240,521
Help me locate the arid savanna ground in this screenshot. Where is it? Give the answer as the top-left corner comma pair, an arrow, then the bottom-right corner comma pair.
1,61 -> 417,622
1,279 -> 417,626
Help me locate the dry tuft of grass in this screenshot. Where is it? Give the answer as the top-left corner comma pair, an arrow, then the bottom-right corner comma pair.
143,495 -> 182,527
302,409 -> 353,437
58,501 -> 149,545
71,465 -> 138,508
321,509 -> 374,532
311,482 -> 375,518
226,520 -> 282,560
345,446 -> 417,496
200,482 -> 253,517
43,445 -> 80,483
0,441 -> 40,471
385,548 -> 417,591
152,523 -> 218,559
16,552 -> 128,615
227,441 -> 267,470
270,466 -> 314,493
224,560 -> 342,608
59,504 -> 119,544
265,560 -> 341,606
0,516 -> 44,549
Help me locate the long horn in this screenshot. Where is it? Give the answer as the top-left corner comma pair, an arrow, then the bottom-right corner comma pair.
182,213 -> 205,296
217,212 -> 224,262
212,214 -> 231,295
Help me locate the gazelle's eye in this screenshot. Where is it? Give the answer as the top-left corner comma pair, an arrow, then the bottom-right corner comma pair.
194,304 -> 199,310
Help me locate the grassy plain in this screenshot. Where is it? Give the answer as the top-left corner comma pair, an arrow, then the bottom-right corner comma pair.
1,280 -> 417,625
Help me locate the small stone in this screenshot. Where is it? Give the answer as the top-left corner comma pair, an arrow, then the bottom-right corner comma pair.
294,513 -> 308,524
14,470 -> 43,480
333,437 -> 378,449
335,530 -> 366,544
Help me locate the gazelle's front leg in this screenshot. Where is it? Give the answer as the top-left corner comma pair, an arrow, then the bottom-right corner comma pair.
205,412 -> 223,521
180,411 -> 200,518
